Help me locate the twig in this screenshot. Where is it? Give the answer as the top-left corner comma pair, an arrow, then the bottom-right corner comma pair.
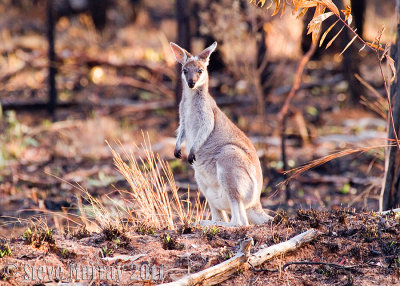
279,34 -> 319,199
377,58 -> 400,150
279,39 -> 318,120
248,263 -> 278,273
250,260 -> 361,273
279,144 -> 392,185
283,261 -> 361,272
354,73 -> 382,99
334,11 -> 400,151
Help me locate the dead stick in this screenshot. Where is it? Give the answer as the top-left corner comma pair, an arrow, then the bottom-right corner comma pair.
280,39 -> 318,120
159,229 -> 319,286
283,261 -> 360,271
247,229 -> 319,266
280,37 -> 318,200
250,261 -> 360,273
378,208 -> 400,215
159,238 -> 252,286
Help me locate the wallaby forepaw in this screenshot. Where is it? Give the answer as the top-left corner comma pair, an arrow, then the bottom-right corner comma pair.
174,149 -> 182,159
188,153 -> 196,164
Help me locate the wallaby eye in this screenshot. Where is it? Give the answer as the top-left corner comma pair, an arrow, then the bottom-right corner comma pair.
183,69 -> 188,74
198,69 -> 203,74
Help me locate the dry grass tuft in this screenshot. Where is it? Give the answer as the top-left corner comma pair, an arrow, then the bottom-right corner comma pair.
71,135 -> 207,235
108,135 -> 207,230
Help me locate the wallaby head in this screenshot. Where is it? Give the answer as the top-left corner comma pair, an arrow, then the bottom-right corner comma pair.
170,42 -> 217,89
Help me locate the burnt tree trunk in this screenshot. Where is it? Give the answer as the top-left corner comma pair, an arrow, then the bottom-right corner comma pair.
175,0 -> 191,122
380,5 -> 400,211
351,0 -> 366,38
337,0 -> 364,106
256,15 -> 270,108
47,0 -> 57,117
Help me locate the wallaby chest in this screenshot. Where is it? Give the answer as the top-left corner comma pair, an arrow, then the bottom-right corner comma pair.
181,90 -> 214,153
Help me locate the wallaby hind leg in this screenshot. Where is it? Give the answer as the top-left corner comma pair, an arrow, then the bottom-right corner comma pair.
229,199 -> 249,226
194,172 -> 229,223
216,162 -> 250,226
210,206 -> 229,222
198,201 -> 247,227
247,205 -> 273,225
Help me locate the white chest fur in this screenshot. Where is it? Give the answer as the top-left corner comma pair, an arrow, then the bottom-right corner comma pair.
182,88 -> 208,153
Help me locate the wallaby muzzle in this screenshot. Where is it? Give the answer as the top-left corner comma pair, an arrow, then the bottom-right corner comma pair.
188,80 -> 195,88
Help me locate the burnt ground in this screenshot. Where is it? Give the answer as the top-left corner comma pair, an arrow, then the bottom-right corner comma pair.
0,209 -> 399,285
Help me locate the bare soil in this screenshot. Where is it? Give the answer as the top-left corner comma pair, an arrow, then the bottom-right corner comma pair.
1,209 -> 399,285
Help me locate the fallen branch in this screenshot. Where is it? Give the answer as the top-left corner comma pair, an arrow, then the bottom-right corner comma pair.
159,229 -> 319,286
378,208 -> 400,215
159,237 -> 253,286
273,74 -> 343,97
108,96 -> 253,116
0,99 -> 78,111
247,229 -> 319,266
296,173 -> 381,187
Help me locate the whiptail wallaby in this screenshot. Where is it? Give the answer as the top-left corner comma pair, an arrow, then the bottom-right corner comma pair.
170,41 -> 272,226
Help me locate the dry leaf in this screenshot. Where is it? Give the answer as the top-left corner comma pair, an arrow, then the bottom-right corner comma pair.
386,55 -> 397,84
320,20 -> 339,47
325,25 -> 344,49
308,12 -> 334,28
294,0 -> 318,11
272,0 -> 281,16
341,5 -> 352,24
339,34 -> 358,55
280,0 -> 286,17
308,4 -> 326,43
320,0 -> 340,15
296,8 -> 309,18
347,14 -> 353,25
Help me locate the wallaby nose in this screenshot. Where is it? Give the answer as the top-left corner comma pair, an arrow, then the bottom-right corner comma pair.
188,80 -> 195,88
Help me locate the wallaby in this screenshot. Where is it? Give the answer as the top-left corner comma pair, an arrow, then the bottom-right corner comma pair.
170,41 -> 272,227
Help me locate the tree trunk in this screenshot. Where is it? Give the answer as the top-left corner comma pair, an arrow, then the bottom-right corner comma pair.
175,0 -> 191,122
337,0 -> 364,106
380,0 -> 400,211
256,15 -> 269,114
47,0 -> 57,117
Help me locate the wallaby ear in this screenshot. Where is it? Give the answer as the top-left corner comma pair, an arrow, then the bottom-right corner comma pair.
197,42 -> 217,65
170,42 -> 192,65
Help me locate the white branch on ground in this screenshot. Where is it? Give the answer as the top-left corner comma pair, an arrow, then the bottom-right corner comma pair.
158,229 -> 320,286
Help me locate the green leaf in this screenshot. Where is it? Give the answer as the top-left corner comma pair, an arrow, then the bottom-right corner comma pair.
340,183 -> 350,194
